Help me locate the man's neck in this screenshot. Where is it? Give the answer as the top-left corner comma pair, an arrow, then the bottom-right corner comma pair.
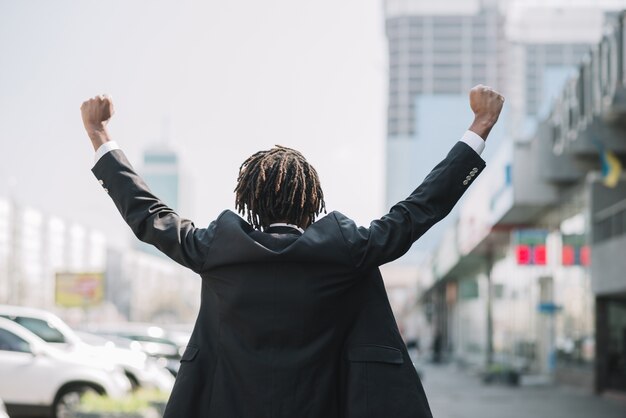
267,222 -> 305,233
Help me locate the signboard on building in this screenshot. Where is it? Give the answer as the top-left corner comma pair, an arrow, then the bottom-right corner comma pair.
513,229 -> 548,265
55,272 -> 104,308
551,18 -> 622,156
561,234 -> 590,266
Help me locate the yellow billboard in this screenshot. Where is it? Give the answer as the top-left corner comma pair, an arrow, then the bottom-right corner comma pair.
55,272 -> 104,308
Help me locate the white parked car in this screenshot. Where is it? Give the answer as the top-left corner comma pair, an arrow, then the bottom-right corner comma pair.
0,317 -> 131,418
75,331 -> 174,391
87,323 -> 184,376
0,398 -> 9,418
0,305 -> 174,393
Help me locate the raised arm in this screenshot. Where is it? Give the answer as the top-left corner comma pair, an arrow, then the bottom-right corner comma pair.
81,95 -> 215,273
338,85 -> 504,269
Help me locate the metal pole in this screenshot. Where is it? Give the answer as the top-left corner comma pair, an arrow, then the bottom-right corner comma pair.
486,248 -> 494,367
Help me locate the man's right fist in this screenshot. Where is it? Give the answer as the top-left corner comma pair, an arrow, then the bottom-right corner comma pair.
468,85 -> 505,141
80,95 -> 115,151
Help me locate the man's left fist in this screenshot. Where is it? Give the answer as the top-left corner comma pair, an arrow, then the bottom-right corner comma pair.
81,95 -> 115,150
81,94 -> 114,132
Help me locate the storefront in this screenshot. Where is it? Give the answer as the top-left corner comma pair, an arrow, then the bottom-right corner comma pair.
591,178 -> 626,393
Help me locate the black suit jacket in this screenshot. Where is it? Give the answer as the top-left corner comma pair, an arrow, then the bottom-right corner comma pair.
92,141 -> 485,418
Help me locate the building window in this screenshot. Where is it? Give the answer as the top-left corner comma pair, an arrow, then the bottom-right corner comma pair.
459,278 -> 479,299
593,198 -> 626,244
493,284 -> 505,299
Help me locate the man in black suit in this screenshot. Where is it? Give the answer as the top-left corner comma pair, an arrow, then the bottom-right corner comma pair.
81,85 -> 503,418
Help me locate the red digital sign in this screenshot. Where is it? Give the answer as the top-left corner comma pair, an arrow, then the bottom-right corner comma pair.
516,245 -> 531,265
561,235 -> 589,267
562,245 -> 575,265
580,245 -> 590,266
533,244 -> 547,265
515,244 -> 547,265
562,244 -> 590,266
514,230 -> 549,266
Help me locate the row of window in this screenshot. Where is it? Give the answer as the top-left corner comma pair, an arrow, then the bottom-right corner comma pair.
388,31 -> 499,40
386,16 -> 500,32
387,81 -> 488,97
593,207 -> 626,244
389,71 -> 492,83
389,43 -> 498,56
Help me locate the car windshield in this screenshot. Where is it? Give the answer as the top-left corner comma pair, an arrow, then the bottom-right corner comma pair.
11,316 -> 66,343
0,328 -> 31,353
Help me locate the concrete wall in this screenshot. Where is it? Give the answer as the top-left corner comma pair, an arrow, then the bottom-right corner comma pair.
592,234 -> 626,295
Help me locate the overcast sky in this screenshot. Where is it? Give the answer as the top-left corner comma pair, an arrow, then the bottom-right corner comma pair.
0,0 -> 387,247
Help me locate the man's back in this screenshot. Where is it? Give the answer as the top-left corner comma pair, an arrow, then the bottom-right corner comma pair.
164,211 -> 420,417
81,84 -> 504,417
90,141 -> 486,417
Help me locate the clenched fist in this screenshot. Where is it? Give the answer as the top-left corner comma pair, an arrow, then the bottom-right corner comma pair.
468,85 -> 505,141
81,95 -> 114,151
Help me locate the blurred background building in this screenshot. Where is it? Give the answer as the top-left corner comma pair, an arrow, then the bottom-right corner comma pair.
0,144 -> 200,326
0,198 -> 106,309
506,0 -> 624,139
382,0 -> 508,347
383,0 -> 626,397
385,0 -> 505,243
106,247 -> 199,323
136,143 -> 181,258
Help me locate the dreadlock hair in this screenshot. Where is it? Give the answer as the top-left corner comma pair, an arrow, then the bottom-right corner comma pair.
234,145 -> 326,230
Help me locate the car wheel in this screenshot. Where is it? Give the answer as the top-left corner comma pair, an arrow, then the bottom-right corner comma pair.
53,384 -> 100,418
125,371 -> 140,391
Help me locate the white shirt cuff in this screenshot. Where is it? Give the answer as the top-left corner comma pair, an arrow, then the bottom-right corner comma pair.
94,141 -> 120,164
461,130 -> 486,156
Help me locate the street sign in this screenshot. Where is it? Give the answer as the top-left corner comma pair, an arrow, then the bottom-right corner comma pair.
537,302 -> 563,314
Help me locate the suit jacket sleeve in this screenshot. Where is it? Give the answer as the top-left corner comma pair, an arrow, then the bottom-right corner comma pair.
92,149 -> 215,273
335,141 -> 485,270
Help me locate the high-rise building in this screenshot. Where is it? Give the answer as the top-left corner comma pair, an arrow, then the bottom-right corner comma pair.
384,0 -> 506,262
136,145 -> 180,257
386,0 -> 505,140
142,146 -> 180,211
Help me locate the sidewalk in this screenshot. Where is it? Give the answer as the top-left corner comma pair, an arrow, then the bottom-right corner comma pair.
420,364 -> 626,418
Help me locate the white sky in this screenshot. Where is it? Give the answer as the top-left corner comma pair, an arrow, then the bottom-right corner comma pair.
0,0 -> 387,247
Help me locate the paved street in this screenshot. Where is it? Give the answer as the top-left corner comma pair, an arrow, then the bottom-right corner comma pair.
421,365 -> 626,418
